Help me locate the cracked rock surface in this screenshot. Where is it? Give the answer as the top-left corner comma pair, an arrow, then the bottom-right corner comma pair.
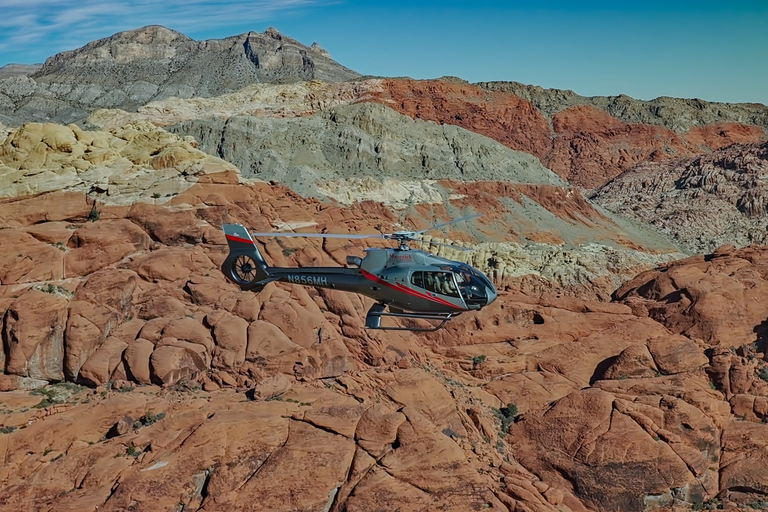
2,161 -> 768,509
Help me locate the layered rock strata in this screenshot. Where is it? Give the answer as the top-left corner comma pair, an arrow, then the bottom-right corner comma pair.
371,78 -> 767,189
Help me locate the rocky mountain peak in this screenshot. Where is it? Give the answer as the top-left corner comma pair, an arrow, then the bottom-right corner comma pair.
264,26 -> 283,40
107,24 -> 190,44
36,25 -> 191,74
310,42 -> 330,57
0,26 -> 360,126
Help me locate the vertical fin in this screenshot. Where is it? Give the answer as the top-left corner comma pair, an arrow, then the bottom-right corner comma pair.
221,223 -> 269,290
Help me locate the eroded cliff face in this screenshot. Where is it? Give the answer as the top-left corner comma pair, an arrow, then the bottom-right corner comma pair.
94,75 -> 765,190
478,80 -> 768,133
594,141 -> 768,254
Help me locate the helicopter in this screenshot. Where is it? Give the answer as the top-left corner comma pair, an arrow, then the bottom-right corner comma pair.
220,214 -> 497,331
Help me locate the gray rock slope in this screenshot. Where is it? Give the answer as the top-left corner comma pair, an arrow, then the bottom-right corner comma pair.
0,25 -> 359,126
0,64 -> 42,79
479,81 -> 768,135
167,101 -> 682,255
593,141 -> 768,254
168,101 -> 564,191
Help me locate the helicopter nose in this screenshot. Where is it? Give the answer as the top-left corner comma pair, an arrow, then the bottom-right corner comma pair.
485,286 -> 497,306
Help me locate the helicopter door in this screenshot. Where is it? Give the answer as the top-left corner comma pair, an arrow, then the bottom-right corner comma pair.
410,271 -> 460,298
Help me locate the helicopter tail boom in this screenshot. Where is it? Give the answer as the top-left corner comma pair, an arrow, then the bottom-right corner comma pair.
222,224 -> 271,290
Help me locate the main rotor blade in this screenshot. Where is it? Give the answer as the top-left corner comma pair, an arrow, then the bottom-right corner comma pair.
414,213 -> 482,235
415,239 -> 473,252
250,232 -> 384,239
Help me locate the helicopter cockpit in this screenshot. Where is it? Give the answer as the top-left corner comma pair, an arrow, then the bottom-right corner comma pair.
410,263 -> 495,309
453,263 -> 494,308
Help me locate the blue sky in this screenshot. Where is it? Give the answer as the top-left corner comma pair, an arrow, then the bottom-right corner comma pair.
0,0 -> 766,105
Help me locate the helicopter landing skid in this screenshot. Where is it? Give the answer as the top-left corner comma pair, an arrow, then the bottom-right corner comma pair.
365,303 -> 458,332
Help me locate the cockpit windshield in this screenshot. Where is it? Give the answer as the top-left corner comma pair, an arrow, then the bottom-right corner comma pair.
448,264 -> 491,306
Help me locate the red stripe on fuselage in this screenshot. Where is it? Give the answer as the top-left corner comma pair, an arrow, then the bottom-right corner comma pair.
226,234 -> 254,245
360,269 -> 465,311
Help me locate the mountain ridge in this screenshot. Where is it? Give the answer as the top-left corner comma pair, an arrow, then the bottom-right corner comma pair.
478,80 -> 768,134
0,25 -> 359,126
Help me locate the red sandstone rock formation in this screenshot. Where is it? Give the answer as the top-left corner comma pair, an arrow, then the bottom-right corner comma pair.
0,176 -> 767,509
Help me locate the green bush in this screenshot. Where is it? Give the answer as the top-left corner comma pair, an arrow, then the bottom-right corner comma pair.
493,403 -> 519,434
141,411 -> 166,426
88,205 -> 100,222
470,355 -> 487,368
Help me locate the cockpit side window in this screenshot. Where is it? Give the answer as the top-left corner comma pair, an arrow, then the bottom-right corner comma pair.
411,271 -> 459,297
410,271 -> 424,289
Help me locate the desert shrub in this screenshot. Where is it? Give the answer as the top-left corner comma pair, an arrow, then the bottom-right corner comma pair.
140,411 -> 166,426
493,403 -> 519,434
88,204 -> 100,221
471,355 -> 487,368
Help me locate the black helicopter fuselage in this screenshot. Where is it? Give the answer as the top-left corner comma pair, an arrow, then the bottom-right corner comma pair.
221,223 -> 497,330
262,248 -> 495,313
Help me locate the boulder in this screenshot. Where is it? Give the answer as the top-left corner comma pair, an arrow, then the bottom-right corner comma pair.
78,336 -> 129,386
599,344 -> 659,380
184,275 -> 233,306
149,344 -> 207,386
258,287 -> 327,349
3,290 -> 68,381
137,317 -> 171,343
355,404 -> 407,457
123,338 -> 155,384
64,270 -> 137,379
65,219 -> 150,276
382,368 -> 467,438
161,317 -> 214,353
155,337 -> 210,368
126,203 -> 203,245
0,230 -> 65,284
511,388 -> 704,511
252,373 -> 293,400
132,246 -> 215,283
206,311 -> 248,370
246,320 -> 303,359
137,293 -> 188,320
615,250 -> 768,347
720,421 -> 768,495
647,335 -> 709,375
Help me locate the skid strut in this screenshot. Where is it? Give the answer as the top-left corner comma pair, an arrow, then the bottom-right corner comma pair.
365,303 -> 458,332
